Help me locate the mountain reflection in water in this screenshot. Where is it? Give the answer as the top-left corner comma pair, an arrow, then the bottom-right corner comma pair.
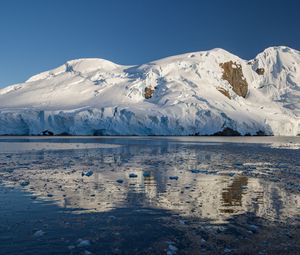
1,137 -> 299,224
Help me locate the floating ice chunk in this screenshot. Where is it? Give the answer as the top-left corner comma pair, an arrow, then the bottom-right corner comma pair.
20,180 -> 30,186
77,238 -> 91,247
268,143 -> 300,150
129,173 -> 138,178
143,172 -> 151,177
82,170 -> 94,177
33,230 -> 45,238
248,224 -> 259,232
167,243 -> 178,255
224,248 -> 232,253
179,220 -> 186,225
200,238 -> 206,244
191,169 -> 208,174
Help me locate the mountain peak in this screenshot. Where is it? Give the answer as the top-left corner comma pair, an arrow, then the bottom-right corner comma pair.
65,58 -> 122,73
26,58 -> 123,83
257,46 -> 300,57
0,46 -> 299,136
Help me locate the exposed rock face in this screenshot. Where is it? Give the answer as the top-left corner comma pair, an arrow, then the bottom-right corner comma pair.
144,86 -> 155,99
217,87 -> 231,99
256,68 -> 265,75
220,61 -> 248,98
42,130 -> 54,136
213,127 -> 241,136
255,130 -> 267,136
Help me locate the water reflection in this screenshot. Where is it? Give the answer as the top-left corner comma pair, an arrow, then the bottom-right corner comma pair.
0,138 -> 299,225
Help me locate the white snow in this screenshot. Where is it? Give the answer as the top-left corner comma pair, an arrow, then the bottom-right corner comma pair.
0,46 -> 299,136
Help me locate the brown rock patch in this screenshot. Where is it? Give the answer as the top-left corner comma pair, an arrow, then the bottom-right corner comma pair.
217,87 -> 231,99
144,86 -> 155,99
219,61 -> 248,98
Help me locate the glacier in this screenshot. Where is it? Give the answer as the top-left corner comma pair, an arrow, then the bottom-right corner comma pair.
0,46 -> 299,136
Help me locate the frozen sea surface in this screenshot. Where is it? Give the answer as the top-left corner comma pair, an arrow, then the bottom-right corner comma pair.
0,136 -> 299,254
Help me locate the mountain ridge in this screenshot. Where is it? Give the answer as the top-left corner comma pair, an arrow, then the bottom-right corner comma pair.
0,46 -> 299,136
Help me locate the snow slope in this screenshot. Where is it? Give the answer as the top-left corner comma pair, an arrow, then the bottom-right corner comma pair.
0,46 -> 299,135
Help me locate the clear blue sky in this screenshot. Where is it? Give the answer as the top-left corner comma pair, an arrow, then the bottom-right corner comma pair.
0,0 -> 299,87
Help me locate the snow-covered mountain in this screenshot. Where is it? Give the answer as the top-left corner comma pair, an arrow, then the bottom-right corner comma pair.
0,46 -> 299,136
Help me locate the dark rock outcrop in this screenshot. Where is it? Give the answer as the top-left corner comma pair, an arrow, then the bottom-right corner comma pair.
255,68 -> 265,75
93,129 -> 106,136
220,61 -> 248,98
212,127 -> 241,136
57,132 -> 71,136
42,130 -> 54,136
144,86 -> 155,99
255,130 -> 266,136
